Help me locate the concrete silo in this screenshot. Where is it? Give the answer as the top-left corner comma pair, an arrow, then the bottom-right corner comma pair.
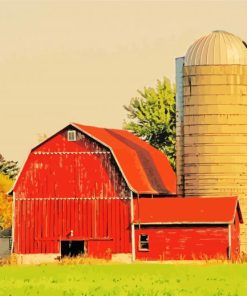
176,30 -> 247,253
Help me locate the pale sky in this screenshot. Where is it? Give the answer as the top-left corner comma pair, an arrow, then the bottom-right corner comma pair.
0,0 -> 246,165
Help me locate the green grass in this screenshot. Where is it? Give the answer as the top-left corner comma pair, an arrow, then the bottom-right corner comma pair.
0,263 -> 247,296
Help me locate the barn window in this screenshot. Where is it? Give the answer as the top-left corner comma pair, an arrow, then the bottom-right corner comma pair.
67,130 -> 77,141
139,234 -> 149,251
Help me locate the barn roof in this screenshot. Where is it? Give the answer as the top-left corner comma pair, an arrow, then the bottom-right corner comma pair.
72,123 -> 176,195
11,123 -> 176,195
134,197 -> 243,224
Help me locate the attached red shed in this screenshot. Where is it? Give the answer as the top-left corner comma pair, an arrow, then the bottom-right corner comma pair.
12,123 -> 176,262
134,197 -> 243,261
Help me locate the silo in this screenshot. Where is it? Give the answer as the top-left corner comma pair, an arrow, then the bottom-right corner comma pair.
176,30 -> 247,253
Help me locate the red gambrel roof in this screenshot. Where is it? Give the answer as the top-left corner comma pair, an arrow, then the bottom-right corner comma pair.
73,123 -> 176,195
134,197 -> 243,224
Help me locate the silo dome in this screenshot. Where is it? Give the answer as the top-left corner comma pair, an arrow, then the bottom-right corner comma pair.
185,30 -> 247,66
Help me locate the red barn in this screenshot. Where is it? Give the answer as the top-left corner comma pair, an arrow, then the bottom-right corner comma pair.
11,123 -> 176,263
11,123 -> 243,263
134,197 -> 243,261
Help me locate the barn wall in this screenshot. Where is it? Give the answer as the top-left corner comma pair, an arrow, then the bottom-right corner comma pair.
14,198 -> 131,257
135,225 -> 229,260
15,129 -> 130,199
15,152 -> 129,198
14,128 -> 132,257
231,213 -> 241,260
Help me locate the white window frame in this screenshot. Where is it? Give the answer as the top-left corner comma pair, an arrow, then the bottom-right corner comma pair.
139,234 -> 149,251
67,130 -> 77,141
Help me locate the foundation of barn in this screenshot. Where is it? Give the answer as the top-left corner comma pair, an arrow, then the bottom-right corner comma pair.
111,253 -> 132,263
13,253 -> 133,265
15,253 -> 60,265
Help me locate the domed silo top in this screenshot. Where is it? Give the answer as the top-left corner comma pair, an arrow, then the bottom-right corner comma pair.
185,30 -> 247,66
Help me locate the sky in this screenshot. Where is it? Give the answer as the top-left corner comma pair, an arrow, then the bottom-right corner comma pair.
0,0 -> 246,165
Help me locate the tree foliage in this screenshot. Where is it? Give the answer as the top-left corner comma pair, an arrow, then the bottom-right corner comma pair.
0,154 -> 18,230
0,154 -> 19,180
0,173 -> 13,230
123,77 -> 176,169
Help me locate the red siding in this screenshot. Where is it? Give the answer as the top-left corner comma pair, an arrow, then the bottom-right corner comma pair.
14,129 -> 131,257
14,198 -> 131,256
88,240 -> 113,260
231,213 -> 241,260
135,226 -> 229,260
15,129 -> 130,198
15,156 -> 128,198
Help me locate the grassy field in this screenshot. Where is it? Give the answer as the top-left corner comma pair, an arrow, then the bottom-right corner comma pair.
0,263 -> 247,296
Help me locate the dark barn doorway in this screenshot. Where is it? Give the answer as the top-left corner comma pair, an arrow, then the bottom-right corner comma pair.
61,240 -> 85,257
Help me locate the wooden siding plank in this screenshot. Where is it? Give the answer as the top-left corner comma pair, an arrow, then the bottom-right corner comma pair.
30,199 -> 34,253
83,199 -> 87,238
15,199 -> 20,253
22,200 -> 26,253
78,199 -> 82,237
103,199 -> 107,238
111,199 -> 116,252
74,199 -> 78,237
67,198 -> 71,237
107,199 -> 112,239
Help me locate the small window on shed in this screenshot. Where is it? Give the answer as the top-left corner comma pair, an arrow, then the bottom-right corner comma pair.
139,234 -> 149,251
67,130 -> 77,141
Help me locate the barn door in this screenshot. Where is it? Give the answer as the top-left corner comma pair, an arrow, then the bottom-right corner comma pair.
60,240 -> 85,257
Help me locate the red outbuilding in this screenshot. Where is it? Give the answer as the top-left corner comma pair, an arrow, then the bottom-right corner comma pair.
11,123 -> 243,263
134,197 -> 243,261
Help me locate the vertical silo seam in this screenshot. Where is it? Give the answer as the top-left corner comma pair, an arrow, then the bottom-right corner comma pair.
185,37 -> 201,65
186,36 -> 204,66
201,34 -> 211,65
225,33 -> 239,64
206,33 -> 214,65
194,36 -> 207,65
220,34 -> 228,64
216,34 -> 226,64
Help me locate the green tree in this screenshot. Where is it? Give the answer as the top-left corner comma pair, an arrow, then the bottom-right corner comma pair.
0,154 -> 19,180
123,77 -> 176,169
0,173 -> 13,230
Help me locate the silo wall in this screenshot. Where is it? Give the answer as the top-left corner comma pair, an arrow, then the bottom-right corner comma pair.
176,57 -> 185,195
183,64 -> 247,253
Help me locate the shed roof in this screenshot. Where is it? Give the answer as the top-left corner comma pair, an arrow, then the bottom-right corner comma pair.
134,197 -> 243,224
72,123 -> 176,195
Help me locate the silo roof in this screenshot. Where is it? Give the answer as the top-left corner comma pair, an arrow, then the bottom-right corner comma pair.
185,30 -> 247,66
